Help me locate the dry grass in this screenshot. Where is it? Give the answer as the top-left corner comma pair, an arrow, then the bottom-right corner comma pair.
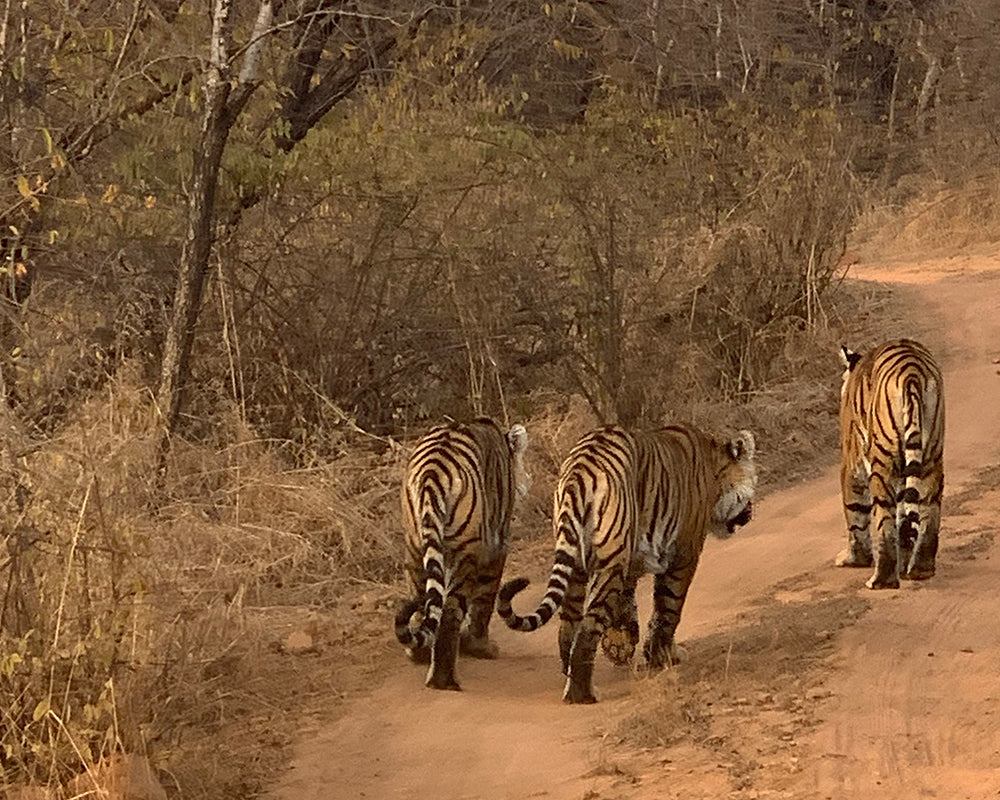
0,364 -> 412,797
0,213 -> 933,798
609,590 -> 869,787
613,668 -> 708,750
853,170 -> 1000,261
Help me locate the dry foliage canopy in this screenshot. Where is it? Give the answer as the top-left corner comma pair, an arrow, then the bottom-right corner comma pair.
1,0 -> 1000,795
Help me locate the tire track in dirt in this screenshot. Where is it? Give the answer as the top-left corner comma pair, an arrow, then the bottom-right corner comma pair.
795,255 -> 1000,800
807,529 -> 1000,799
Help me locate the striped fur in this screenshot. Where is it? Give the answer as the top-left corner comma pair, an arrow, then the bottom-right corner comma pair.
837,338 -> 945,589
498,424 -> 757,704
395,418 -> 530,690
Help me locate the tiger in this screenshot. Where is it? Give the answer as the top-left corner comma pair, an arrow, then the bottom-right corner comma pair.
837,338 -> 944,589
497,423 -> 757,704
395,418 -> 531,690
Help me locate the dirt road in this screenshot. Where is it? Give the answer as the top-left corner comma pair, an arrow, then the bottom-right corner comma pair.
269,250 -> 1000,800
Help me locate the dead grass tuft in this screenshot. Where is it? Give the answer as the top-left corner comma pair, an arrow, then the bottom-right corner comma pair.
612,591 -> 869,774
853,171 -> 1000,261
0,365 -> 412,797
614,669 -> 709,749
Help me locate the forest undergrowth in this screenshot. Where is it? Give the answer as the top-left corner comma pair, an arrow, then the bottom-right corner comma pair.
4,0 -> 1000,794
1,244 -> 927,799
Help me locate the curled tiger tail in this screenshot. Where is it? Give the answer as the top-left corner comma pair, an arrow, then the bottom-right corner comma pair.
395,509 -> 447,651
497,511 -> 577,632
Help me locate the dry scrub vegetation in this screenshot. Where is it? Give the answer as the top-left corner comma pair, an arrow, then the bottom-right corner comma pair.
3,0 -> 1000,796
0,231 -> 986,798
0,273 -> 920,798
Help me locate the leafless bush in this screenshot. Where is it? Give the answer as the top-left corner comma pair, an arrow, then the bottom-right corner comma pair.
200,88 -> 860,443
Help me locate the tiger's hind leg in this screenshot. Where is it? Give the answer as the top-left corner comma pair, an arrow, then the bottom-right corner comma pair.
836,463 -> 873,569
564,570 -> 626,704
600,577 -> 639,667
563,617 -> 601,704
426,598 -> 464,690
866,473 -> 900,590
557,567 -> 588,675
460,555 -> 506,660
904,480 -> 942,581
560,565 -> 626,703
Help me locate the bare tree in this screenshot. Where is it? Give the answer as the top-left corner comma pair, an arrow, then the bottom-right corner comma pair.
156,1 -> 434,436
156,0 -> 274,433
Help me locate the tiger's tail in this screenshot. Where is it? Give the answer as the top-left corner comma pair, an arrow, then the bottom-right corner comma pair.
897,374 -> 925,550
497,509 -> 577,632
395,503 -> 447,650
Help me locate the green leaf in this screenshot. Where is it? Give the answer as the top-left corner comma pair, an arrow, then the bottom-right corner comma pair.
0,652 -> 22,677
32,698 -> 50,722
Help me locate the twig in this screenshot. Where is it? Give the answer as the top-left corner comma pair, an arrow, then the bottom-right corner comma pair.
52,478 -> 93,650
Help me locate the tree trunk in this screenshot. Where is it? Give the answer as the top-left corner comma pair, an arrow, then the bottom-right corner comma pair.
155,95 -> 231,432
155,0 -> 272,435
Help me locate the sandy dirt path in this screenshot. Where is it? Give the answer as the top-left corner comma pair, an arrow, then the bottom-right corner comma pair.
798,254 -> 1000,800
269,249 -> 1000,800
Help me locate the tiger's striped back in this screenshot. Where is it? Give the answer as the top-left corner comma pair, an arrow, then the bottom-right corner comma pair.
837,338 -> 944,588
499,427 -> 639,635
396,418 -> 530,690
498,424 -> 757,703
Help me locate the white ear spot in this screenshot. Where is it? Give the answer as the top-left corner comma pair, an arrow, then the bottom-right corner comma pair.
729,430 -> 755,460
506,424 -> 528,456
840,346 -> 862,371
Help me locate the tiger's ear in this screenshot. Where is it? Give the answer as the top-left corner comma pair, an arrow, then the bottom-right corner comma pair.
506,424 -> 528,457
728,430 -> 755,461
839,346 -> 862,371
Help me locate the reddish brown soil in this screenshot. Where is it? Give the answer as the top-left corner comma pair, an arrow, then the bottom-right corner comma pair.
268,250 -> 1000,800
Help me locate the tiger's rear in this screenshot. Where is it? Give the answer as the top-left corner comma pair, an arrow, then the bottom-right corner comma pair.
837,338 -> 945,589
395,418 -> 530,690
498,424 -> 757,704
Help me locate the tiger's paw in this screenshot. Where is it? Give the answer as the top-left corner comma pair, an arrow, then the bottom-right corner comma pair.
562,679 -> 598,705
865,574 -> 900,590
459,633 -> 500,660
426,672 -> 462,691
835,547 -> 873,568
643,641 -> 687,671
601,627 -> 637,667
903,566 -> 935,581
669,643 -> 688,664
904,556 -> 936,581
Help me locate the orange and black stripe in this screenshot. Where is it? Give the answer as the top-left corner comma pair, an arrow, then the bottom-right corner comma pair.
396,418 -> 529,690
838,338 -> 944,588
498,424 -> 757,703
